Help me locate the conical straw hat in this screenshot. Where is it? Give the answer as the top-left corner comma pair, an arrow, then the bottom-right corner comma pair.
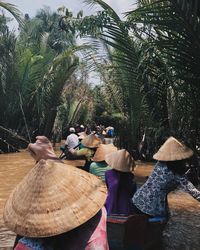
78,132 -> 87,140
3,159 -> 107,237
92,144 -> 118,162
153,136 -> 193,161
81,134 -> 101,148
105,149 -> 135,172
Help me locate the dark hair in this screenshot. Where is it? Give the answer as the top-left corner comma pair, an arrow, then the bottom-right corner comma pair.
163,160 -> 187,175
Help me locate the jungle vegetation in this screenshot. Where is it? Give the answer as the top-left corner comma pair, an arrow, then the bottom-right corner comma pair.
0,0 -> 200,162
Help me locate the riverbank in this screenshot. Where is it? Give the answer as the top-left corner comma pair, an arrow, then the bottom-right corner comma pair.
0,151 -> 200,249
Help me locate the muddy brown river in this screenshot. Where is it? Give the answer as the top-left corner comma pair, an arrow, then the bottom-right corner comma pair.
0,151 -> 200,249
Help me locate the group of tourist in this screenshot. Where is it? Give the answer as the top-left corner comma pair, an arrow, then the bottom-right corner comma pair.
3,131 -> 200,249
63,125 -> 115,154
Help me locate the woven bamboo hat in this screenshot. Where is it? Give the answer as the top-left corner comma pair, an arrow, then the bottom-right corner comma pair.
92,144 -> 118,162
105,149 -> 135,172
81,134 -> 102,148
153,136 -> 193,161
3,159 -> 107,237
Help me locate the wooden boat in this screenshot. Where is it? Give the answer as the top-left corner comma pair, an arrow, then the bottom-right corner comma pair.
107,214 -> 167,250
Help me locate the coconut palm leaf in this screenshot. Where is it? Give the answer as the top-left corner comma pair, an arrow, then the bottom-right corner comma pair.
42,48 -> 80,136
0,1 -> 24,26
84,0 -> 144,148
127,0 -> 200,145
127,0 -> 200,85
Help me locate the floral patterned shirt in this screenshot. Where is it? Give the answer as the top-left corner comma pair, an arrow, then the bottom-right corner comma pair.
132,162 -> 200,217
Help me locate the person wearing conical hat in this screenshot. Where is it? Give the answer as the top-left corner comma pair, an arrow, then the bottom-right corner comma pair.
73,133 -> 102,172
78,131 -> 87,141
4,159 -> 109,250
75,133 -> 101,159
89,144 -> 118,182
104,149 -> 137,216
77,132 -> 87,149
132,136 -> 200,218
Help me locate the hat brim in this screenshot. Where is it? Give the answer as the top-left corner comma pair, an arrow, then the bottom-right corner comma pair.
3,160 -> 107,237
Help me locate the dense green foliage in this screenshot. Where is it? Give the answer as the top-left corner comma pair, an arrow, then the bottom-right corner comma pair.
60,0 -> 200,157
1,0 -> 200,160
0,6 -> 94,144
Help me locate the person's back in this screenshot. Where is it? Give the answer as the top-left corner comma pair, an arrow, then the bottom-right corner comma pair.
132,136 -> 200,217
65,127 -> 79,151
89,144 -> 117,182
14,207 -> 108,250
74,134 -> 102,171
105,169 -> 136,216
90,161 -> 112,182
133,162 -> 181,217
65,133 -> 79,150
104,149 -> 136,216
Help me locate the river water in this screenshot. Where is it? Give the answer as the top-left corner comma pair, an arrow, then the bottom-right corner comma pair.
0,152 -> 200,249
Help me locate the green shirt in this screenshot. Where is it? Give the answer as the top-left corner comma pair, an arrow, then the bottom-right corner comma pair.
75,148 -> 95,161
89,161 -> 112,182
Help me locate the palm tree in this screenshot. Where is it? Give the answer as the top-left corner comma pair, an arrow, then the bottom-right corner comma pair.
80,0 -> 144,150
79,0 -> 200,152
0,1 -> 24,26
1,8 -> 86,140
0,14 -> 17,127
42,48 -> 80,137
127,0 -> 200,148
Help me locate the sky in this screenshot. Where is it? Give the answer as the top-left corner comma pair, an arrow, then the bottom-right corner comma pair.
3,0 -> 137,85
6,0 -> 137,30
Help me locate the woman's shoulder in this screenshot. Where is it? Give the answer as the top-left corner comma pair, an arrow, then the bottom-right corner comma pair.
150,161 -> 171,178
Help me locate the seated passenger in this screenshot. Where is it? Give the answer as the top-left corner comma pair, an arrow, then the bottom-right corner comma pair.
65,127 -> 79,154
79,124 -> 85,132
3,159 -> 108,250
95,125 -> 105,143
104,149 -> 136,216
78,132 -> 87,149
73,133 -> 102,171
89,144 -> 118,182
132,136 -> 200,219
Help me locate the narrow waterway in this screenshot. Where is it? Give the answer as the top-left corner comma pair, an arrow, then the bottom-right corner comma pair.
0,151 -> 200,249
0,151 -> 34,249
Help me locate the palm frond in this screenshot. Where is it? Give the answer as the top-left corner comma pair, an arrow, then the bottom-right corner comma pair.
0,1 -> 24,27
84,0 -> 121,22
83,0 -> 143,147
127,0 -> 200,84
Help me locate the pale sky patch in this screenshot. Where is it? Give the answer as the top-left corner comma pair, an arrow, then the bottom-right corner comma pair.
3,0 -> 137,35
5,0 -> 136,24
2,0 -> 136,85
